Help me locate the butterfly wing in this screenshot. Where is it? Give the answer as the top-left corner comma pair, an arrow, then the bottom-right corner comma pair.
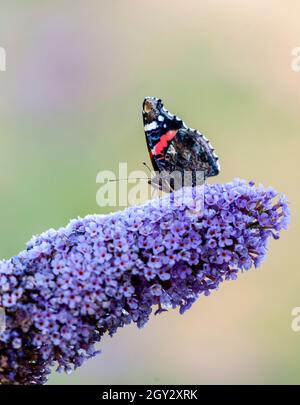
142,97 -> 220,187
163,127 -> 220,178
143,97 -> 182,173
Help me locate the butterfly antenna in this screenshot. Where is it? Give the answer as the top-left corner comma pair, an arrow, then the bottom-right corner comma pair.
109,177 -> 149,183
142,161 -> 153,174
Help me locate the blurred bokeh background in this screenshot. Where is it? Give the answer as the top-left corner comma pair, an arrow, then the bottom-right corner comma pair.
0,0 -> 299,384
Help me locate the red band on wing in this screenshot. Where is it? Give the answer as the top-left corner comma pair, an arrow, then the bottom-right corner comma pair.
150,130 -> 177,158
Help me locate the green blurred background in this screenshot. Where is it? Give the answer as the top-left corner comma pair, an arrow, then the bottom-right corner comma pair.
0,0 -> 299,384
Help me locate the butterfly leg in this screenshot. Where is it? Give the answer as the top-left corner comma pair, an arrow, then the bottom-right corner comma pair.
148,173 -> 174,193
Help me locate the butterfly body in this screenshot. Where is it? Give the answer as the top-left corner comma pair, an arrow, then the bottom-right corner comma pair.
142,97 -> 220,190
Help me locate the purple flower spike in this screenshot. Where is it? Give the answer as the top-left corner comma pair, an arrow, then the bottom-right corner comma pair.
0,179 -> 290,384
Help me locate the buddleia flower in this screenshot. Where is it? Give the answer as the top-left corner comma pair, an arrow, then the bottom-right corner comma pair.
0,179 -> 290,384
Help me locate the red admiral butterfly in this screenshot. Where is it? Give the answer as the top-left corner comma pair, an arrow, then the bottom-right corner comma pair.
142,97 -> 220,191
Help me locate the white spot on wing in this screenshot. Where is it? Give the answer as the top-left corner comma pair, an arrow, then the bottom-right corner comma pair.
144,121 -> 158,131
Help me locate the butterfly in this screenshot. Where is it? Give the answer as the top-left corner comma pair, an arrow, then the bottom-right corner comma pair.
142,97 -> 220,191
